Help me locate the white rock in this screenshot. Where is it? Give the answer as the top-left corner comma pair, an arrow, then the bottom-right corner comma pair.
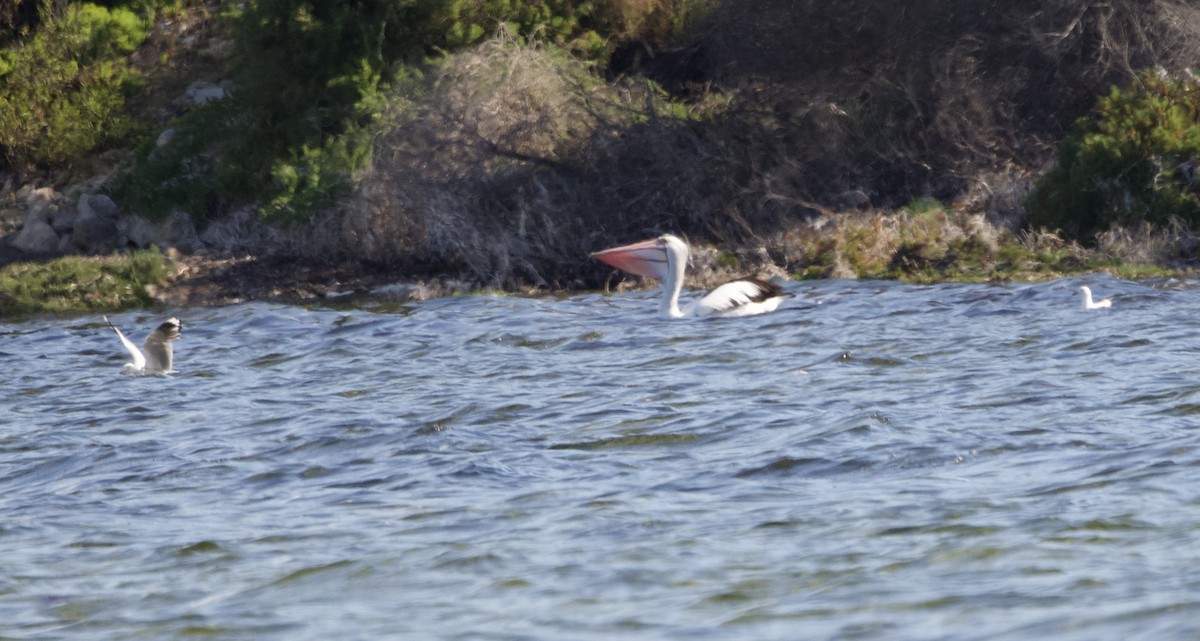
185,81 -> 228,105
156,128 -> 176,148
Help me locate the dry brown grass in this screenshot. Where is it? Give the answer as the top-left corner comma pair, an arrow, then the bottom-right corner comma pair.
343,37 -> 633,285
1095,219 -> 1200,266
339,34 -> 775,287
695,0 -> 1200,205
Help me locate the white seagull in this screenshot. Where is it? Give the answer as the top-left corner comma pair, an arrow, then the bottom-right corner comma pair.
104,316 -> 182,374
591,234 -> 792,318
1079,285 -> 1112,310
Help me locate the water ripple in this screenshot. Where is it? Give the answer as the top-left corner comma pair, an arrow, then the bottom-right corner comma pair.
3,280 -> 1200,639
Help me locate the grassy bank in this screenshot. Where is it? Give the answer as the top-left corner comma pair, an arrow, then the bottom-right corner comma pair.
0,248 -> 170,317
773,204 -> 1185,285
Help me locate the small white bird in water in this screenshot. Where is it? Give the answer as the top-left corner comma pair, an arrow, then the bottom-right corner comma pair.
1080,285 -> 1112,310
104,316 -> 182,374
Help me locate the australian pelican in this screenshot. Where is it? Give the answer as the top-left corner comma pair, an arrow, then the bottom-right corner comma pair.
592,234 -> 791,318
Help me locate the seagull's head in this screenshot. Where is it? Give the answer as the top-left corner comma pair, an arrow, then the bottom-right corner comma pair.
158,317 -> 182,341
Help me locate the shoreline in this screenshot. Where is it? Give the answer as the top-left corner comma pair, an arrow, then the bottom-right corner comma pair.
153,253 -> 482,308
106,247 -> 1200,312
0,247 -> 1189,318
3,204 -> 1197,316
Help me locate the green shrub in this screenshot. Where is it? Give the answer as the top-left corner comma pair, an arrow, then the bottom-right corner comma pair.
223,0 -> 624,222
109,103 -> 229,221
72,3 -> 148,57
902,196 -> 944,215
0,2 -> 148,171
119,0 -> 635,224
1027,71 -> 1200,243
436,0 -> 613,58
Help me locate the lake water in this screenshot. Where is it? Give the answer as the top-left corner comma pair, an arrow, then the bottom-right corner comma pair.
4,276 -> 1200,640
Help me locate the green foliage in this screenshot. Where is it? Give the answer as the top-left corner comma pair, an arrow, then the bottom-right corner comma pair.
0,248 -> 169,316
72,3 -> 149,57
0,2 -> 148,171
224,0 -> 622,221
110,104 -> 229,221
373,1 -> 606,68
436,0 -> 603,56
115,0 -> 707,225
112,0 -> 196,16
1027,71 -> 1200,243
117,0 -> 392,222
120,0 -> 646,224
902,196 -> 944,215
261,136 -> 372,222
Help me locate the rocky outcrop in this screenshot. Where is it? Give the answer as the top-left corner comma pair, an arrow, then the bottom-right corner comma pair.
70,193 -> 120,252
0,61 -> 232,266
10,187 -> 65,254
11,218 -> 60,254
0,184 -> 205,262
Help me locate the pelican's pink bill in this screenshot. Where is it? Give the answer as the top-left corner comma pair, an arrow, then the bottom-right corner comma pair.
590,238 -> 669,280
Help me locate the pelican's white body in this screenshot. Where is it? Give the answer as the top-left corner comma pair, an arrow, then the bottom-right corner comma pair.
591,234 -> 790,318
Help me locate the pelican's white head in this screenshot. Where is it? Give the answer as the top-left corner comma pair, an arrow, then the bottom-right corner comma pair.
591,234 -> 690,317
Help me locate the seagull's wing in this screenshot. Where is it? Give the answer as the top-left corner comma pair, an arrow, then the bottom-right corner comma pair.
104,315 -> 146,371
142,317 -> 181,373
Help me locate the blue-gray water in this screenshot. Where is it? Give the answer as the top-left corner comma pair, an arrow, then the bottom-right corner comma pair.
4,276 -> 1200,640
